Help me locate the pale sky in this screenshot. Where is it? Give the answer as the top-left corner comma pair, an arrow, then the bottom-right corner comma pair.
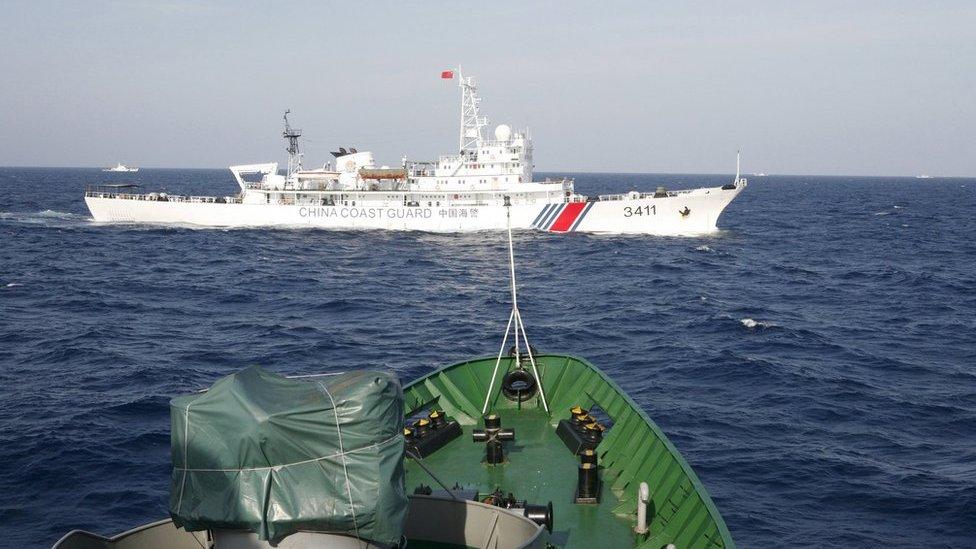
1,1 -> 974,176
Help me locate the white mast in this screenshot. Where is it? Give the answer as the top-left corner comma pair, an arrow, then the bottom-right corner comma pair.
283,110 -> 303,178
482,196 -> 550,415
735,150 -> 741,183
458,70 -> 488,153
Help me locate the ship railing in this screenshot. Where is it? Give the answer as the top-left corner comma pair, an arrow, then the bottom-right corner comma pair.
474,139 -> 526,150
436,154 -> 464,164
244,181 -> 336,191
406,169 -> 435,177
85,189 -> 242,204
435,151 -> 523,163
597,188 -> 695,201
405,161 -> 439,178
85,184 -> 140,194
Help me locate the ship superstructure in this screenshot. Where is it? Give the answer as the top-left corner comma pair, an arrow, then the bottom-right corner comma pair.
85,70 -> 746,234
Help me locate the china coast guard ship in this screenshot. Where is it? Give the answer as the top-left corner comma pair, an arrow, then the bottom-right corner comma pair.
85,70 -> 746,234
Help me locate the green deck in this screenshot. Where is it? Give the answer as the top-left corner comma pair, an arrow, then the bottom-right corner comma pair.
405,407 -> 634,547
403,355 -> 735,549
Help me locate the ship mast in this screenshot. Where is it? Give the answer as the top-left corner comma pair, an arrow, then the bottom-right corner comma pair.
458,70 -> 488,153
282,110 -> 303,178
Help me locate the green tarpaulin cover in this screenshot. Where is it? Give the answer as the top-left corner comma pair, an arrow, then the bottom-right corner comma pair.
169,366 -> 407,545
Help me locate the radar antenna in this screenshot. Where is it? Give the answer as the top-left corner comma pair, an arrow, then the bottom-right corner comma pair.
282,109 -> 303,177
458,69 -> 488,153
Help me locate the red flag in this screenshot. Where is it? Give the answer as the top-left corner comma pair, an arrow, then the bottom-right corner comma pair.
441,70 -> 454,79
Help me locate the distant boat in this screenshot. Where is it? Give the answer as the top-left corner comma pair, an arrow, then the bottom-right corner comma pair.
102,163 -> 139,172
753,172 -> 767,177
915,174 -> 933,179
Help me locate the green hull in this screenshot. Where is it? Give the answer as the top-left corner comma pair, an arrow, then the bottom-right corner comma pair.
403,354 -> 735,549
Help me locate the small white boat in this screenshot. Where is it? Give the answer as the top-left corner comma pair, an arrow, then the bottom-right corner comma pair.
915,174 -> 934,179
102,163 -> 139,172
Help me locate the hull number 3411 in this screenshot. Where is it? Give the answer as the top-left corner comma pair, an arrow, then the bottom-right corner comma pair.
623,205 -> 656,217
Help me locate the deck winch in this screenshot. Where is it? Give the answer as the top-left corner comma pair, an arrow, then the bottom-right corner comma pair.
472,414 -> 516,465
482,488 -> 554,533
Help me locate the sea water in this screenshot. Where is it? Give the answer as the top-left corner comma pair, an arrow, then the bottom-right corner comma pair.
1,168 -> 974,547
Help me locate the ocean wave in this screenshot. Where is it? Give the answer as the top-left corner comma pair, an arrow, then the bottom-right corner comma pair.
0,209 -> 92,227
38,209 -> 85,219
741,318 -> 774,329
2,169 -> 975,548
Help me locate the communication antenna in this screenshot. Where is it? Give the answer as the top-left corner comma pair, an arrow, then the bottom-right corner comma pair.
283,109 -> 303,177
482,196 -> 550,415
457,69 -> 488,153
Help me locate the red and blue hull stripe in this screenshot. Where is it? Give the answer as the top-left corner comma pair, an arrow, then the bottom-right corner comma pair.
531,202 -> 594,232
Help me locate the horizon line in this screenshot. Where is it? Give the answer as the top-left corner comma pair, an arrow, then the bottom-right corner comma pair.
0,165 -> 972,180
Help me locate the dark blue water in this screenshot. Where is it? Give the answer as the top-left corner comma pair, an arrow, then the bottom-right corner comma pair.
1,168 -> 974,548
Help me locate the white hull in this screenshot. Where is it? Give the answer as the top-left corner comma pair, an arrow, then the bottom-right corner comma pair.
85,184 -> 743,235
